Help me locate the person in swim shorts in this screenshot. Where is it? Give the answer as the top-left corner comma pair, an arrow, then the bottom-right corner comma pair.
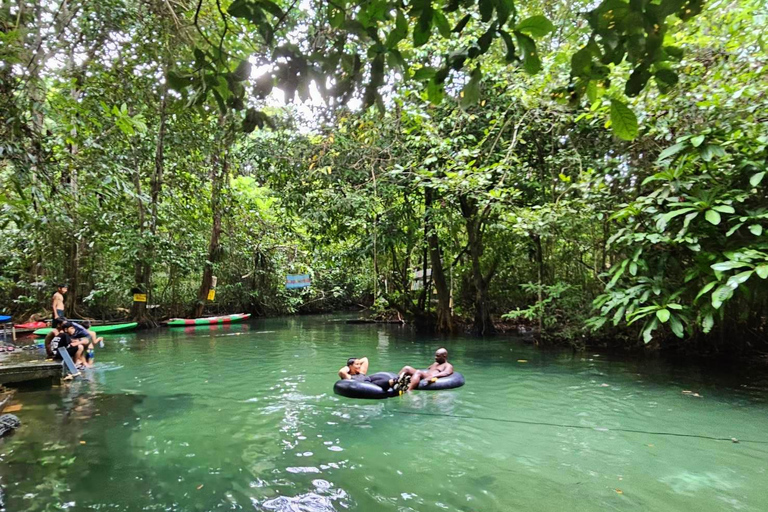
391,348 -> 454,393
52,284 -> 67,321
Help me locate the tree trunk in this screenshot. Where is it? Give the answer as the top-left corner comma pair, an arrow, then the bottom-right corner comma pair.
533,233 -> 544,345
195,140 -> 228,318
460,196 -> 496,335
132,82 -> 167,325
424,188 -> 453,332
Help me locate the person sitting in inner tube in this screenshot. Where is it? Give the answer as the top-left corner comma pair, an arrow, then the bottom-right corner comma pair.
338,357 -> 369,381
391,348 -> 454,393
338,357 -> 392,391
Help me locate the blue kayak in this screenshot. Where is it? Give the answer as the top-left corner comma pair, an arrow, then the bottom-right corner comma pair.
0,315 -> 11,323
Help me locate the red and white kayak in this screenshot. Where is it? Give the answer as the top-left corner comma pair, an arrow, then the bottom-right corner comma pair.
14,321 -> 48,329
166,313 -> 251,326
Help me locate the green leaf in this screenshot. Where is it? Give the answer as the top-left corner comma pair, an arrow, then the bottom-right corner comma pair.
412,67 -> 436,80
701,313 -> 714,333
413,7 -> 433,47
386,9 -> 408,48
756,265 -> 768,279
499,30 -> 516,63
750,172 -> 765,187
610,99 -> 638,141
657,142 -> 686,162
479,0 -> 494,22
656,308 -> 670,323
712,205 -> 735,214
726,270 -> 753,288
654,69 -> 679,88
705,209 -> 721,225
711,285 -> 734,309
329,8 -> 345,29
710,261 -> 750,271
432,10 -> 452,38
452,14 -> 472,34
460,67 -> 482,108
514,31 -> 541,74
233,59 -> 251,81
669,314 -> 684,338
642,317 -> 659,344
695,281 -> 717,301
749,224 -> 763,236
426,79 -> 444,105
691,135 -> 705,147
258,0 -> 284,18
700,144 -> 725,162
515,15 -> 554,38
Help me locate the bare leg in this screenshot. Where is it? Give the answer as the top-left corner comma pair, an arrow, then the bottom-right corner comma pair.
87,342 -> 95,367
74,344 -> 85,365
407,371 -> 424,391
389,366 -> 417,387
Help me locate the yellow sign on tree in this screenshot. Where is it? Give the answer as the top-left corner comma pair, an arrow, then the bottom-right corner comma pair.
133,293 -> 147,303
207,289 -> 216,301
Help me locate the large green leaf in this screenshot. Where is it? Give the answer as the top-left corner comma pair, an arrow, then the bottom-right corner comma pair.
669,314 -> 684,338
657,142 -> 686,162
656,308 -> 670,323
515,15 -> 554,38
705,209 -> 721,225
610,99 -> 638,141
413,7 -> 433,47
498,30 -> 516,63
710,260 -> 750,271
460,67 -> 482,108
432,10 -> 452,38
513,31 -> 541,74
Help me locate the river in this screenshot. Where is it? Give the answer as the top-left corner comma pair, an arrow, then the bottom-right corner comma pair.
1,315 -> 767,511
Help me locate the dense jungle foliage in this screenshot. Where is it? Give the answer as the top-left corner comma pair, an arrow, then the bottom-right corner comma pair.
1,0 -> 766,354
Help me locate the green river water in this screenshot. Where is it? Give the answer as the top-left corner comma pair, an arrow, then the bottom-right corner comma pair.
1,315 -> 768,511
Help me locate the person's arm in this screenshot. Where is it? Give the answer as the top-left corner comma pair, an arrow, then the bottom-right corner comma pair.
359,357 -> 369,375
338,366 -> 351,380
52,294 -> 57,318
429,363 -> 454,381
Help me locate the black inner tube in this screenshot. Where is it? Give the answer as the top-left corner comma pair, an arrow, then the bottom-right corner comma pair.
333,372 -> 465,399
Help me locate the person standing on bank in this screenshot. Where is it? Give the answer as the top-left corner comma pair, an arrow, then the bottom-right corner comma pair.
52,284 -> 68,321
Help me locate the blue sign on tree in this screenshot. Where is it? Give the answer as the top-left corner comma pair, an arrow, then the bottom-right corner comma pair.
285,274 -> 311,289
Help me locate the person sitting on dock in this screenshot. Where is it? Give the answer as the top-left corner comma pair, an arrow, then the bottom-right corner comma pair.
44,318 -> 63,358
51,325 -> 84,366
52,284 -> 67,321
62,322 -> 90,367
391,348 -> 454,393
68,321 -> 97,366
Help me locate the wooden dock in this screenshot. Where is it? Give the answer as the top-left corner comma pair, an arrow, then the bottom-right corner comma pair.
0,362 -> 62,385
